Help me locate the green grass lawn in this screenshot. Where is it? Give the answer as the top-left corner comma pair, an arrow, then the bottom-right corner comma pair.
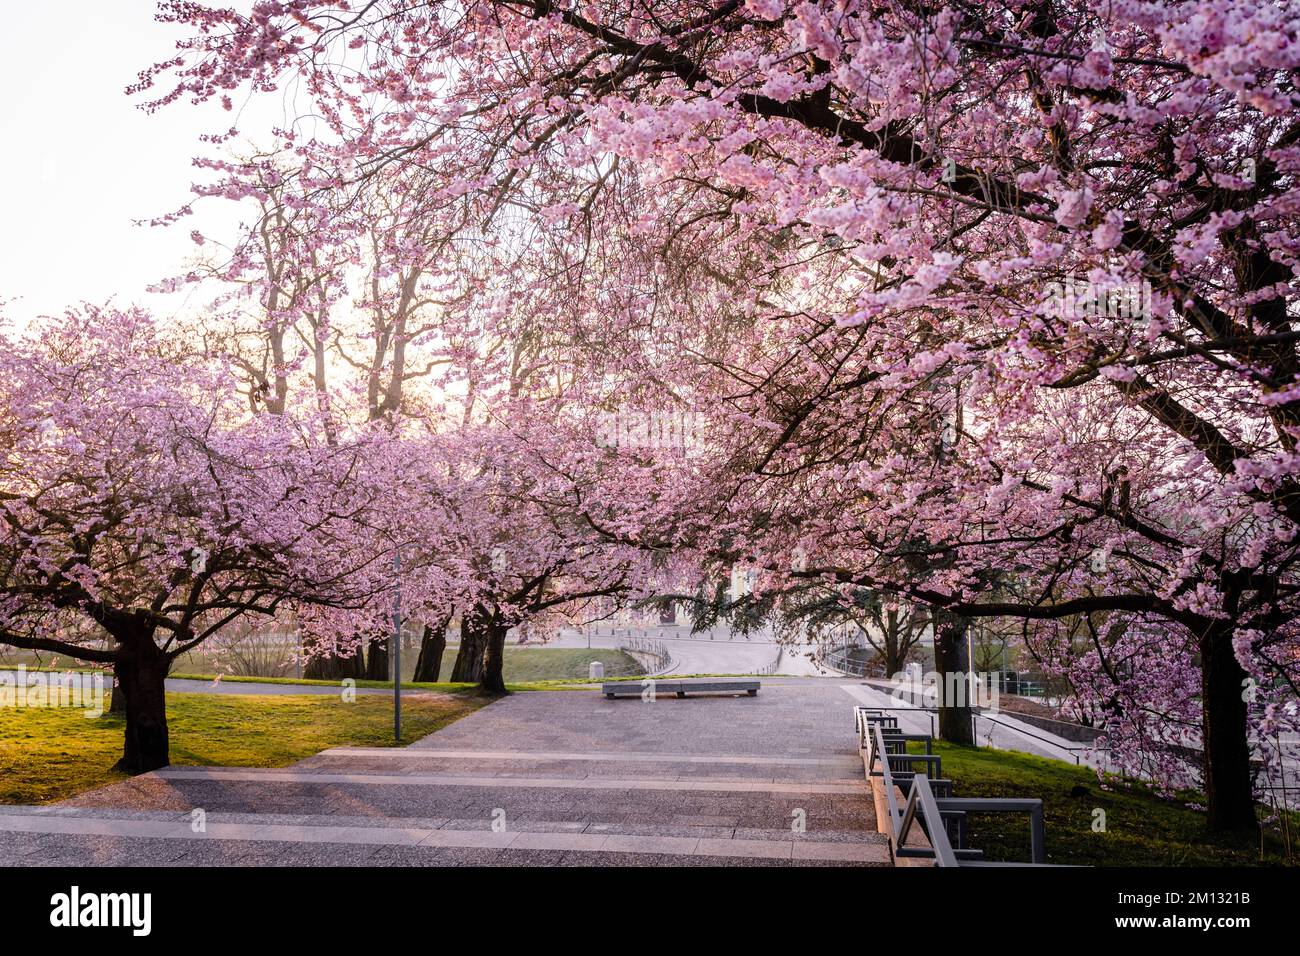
925,741 -> 1298,866
0,691 -> 487,805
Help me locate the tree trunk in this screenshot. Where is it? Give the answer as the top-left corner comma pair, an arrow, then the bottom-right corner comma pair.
112,642 -> 171,774
303,636 -> 365,681
413,619 -> 449,683
364,634 -> 389,682
883,609 -> 904,676
933,611 -> 974,745
1199,619 -> 1258,832
478,621 -> 509,696
451,610 -> 489,683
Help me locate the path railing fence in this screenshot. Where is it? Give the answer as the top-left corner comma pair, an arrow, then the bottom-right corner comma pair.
856,706 -> 1064,868
822,645 -> 886,678
752,649 -> 782,676
617,636 -> 675,676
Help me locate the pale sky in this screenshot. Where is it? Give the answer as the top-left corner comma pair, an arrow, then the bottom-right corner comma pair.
0,1 -> 276,325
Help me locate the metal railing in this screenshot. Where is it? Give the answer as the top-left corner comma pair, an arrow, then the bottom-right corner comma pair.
752,649 -> 782,676
617,636 -> 675,676
858,706 -> 1057,867
822,645 -> 883,677
855,701 -> 938,740
859,694 -> 1108,769
974,710 -> 1109,768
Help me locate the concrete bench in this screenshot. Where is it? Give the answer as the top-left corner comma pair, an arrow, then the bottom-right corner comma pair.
602,679 -> 760,699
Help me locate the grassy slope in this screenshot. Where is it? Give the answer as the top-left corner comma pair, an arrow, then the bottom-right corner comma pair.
929,741 -> 1297,866
0,691 -> 486,805
434,647 -> 642,682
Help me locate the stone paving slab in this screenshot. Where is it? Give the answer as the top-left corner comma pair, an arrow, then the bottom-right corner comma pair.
145,767 -> 866,794
0,811 -> 887,864
408,682 -> 852,756
322,747 -> 860,767
3,834 -> 885,868
59,778 -> 875,829
0,806 -> 879,842
298,759 -> 860,784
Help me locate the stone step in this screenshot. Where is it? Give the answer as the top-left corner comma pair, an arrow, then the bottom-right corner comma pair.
0,805 -> 889,866
148,766 -> 864,793
294,747 -> 864,783
318,745 -> 863,768
57,764 -> 875,832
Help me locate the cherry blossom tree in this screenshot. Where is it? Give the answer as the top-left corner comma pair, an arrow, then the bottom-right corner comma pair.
0,306 -> 406,771
140,0 -> 1300,830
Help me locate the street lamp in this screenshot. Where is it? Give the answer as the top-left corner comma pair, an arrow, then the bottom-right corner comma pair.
392,550 -> 402,744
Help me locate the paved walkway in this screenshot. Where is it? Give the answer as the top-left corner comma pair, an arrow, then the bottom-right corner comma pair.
0,670 -> 399,698
162,677 -> 398,696
0,680 -> 889,866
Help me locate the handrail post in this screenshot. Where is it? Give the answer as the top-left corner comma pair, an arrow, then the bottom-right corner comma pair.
912,775 -> 959,867
1030,804 -> 1046,864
